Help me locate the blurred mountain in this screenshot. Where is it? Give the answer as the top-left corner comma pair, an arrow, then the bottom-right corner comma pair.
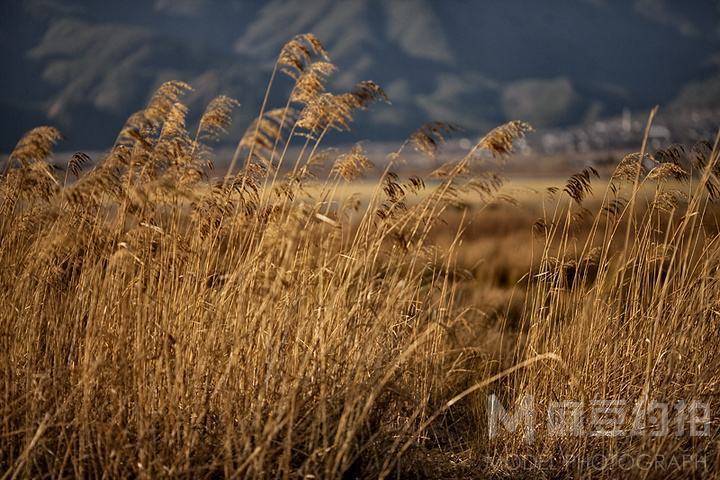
1,0 -> 719,150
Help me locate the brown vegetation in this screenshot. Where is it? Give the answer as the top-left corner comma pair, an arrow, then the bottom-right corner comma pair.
1,34 -> 719,478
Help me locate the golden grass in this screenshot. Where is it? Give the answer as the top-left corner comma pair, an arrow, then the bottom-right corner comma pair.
1,34 -> 720,478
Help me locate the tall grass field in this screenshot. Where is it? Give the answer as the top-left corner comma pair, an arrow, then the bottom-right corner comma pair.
1,34 -> 719,478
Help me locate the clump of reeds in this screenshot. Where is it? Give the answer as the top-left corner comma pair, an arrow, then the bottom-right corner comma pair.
1,32 -> 719,480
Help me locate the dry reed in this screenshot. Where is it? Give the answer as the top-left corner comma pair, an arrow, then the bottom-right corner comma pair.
1,33 -> 719,479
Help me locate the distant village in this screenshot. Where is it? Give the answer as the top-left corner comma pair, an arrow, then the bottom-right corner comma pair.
422,108 -> 720,174
528,108 -> 719,155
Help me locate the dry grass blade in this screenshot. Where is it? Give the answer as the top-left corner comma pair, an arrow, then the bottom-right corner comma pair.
290,61 -> 336,105
68,152 -> 91,178
332,143 -> 374,181
347,80 -> 389,109
564,166 -> 599,204
647,162 -> 688,181
476,120 -> 532,158
613,152 -> 653,181
144,80 -> 193,129
297,82 -> 386,135
409,122 -> 462,158
239,108 -> 296,167
297,93 -> 354,133
8,126 -> 63,167
159,102 -> 189,141
198,95 -> 240,142
278,33 -> 330,79
115,110 -> 152,147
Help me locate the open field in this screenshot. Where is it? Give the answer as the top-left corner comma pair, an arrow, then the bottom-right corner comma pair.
2,33 -> 720,479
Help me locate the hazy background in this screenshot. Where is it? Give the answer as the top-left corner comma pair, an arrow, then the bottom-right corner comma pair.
2,0 -> 720,154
